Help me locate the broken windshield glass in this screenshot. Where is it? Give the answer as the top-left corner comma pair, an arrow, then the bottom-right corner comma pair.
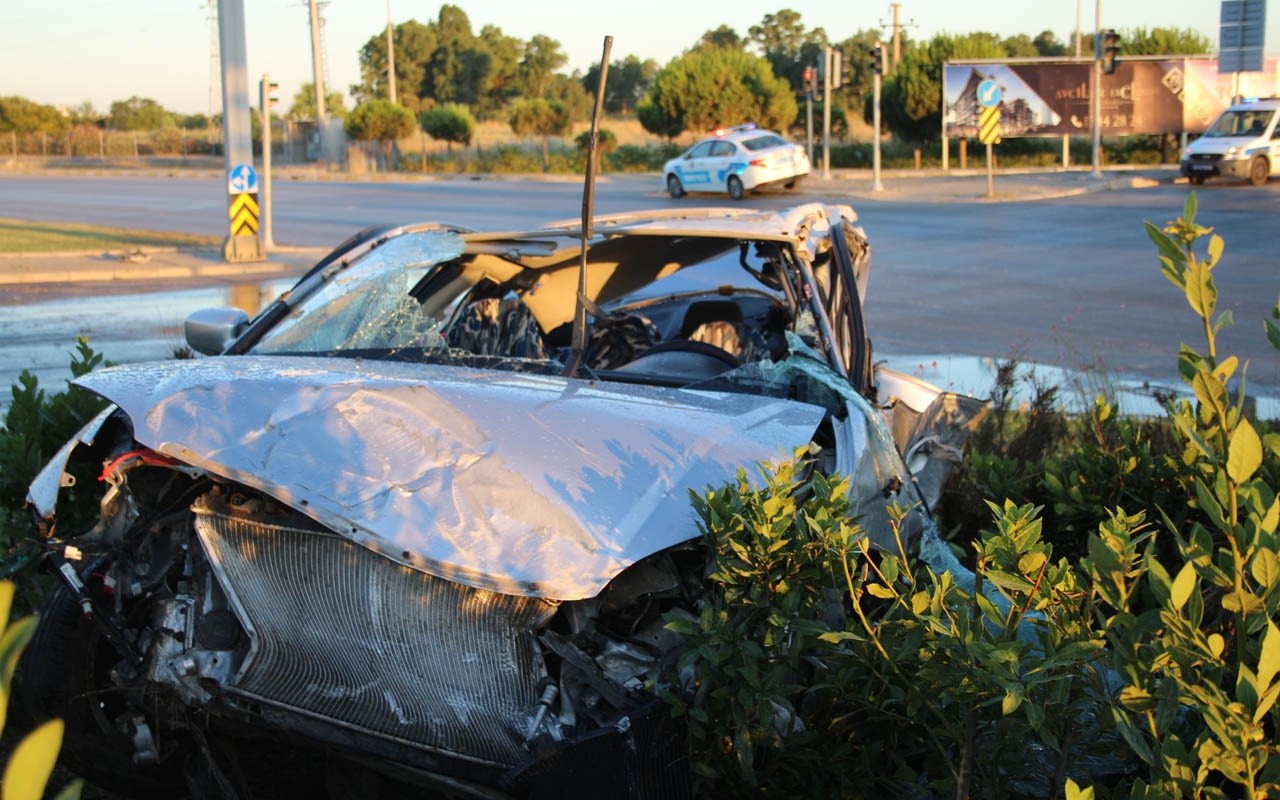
253,231 -> 466,356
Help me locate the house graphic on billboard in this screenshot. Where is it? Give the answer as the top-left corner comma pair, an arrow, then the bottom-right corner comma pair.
945,67 -> 1063,136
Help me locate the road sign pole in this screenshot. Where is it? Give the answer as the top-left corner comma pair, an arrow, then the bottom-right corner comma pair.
822,46 -> 832,180
1090,0 -> 1103,178
986,143 -> 994,197
806,89 -> 814,167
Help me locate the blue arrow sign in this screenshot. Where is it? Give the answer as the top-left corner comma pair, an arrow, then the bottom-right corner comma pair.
978,79 -> 1001,108
228,163 -> 259,195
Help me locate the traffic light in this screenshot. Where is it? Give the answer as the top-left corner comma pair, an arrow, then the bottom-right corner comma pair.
259,76 -> 279,112
803,66 -> 815,94
871,43 -> 883,75
1101,29 -> 1120,74
829,50 -> 843,89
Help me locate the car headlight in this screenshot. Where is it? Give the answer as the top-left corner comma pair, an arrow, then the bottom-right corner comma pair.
1225,146 -> 1242,159
1180,147 -> 1191,160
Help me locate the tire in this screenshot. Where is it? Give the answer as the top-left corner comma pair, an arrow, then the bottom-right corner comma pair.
727,175 -> 745,201
22,583 -> 185,798
1189,175 -> 1205,186
785,177 -> 803,191
665,174 -> 685,199
1249,156 -> 1269,186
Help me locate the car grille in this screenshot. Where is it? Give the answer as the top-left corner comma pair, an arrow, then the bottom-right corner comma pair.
193,499 -> 556,767
1190,153 -> 1223,162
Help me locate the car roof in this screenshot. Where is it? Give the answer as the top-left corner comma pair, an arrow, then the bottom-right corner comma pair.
1227,97 -> 1280,112
693,126 -> 786,144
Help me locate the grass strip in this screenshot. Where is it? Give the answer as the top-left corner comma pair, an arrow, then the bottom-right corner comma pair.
0,219 -> 219,254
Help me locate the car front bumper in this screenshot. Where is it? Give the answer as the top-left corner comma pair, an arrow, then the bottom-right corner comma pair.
1182,157 -> 1252,179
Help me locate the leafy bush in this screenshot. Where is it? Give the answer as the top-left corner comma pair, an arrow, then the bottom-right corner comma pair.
666,194 -> 1280,797
0,338 -> 108,601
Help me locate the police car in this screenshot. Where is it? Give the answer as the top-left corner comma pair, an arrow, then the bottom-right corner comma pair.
663,123 -> 810,200
1181,97 -> 1280,186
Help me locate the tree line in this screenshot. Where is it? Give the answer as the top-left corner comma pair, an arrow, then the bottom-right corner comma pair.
2,4 -> 1213,164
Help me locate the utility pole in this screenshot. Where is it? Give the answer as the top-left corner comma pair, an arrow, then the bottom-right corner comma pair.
872,42 -> 884,192
308,0 -> 328,159
260,74 -> 278,251
217,0 -> 263,262
1090,0 -> 1103,178
891,3 -> 902,73
1075,0 -> 1082,56
385,0 -> 396,104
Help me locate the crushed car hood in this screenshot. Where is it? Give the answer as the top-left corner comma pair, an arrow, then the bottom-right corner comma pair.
73,356 -> 824,600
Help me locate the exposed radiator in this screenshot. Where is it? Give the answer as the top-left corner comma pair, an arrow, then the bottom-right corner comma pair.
193,496 -> 555,767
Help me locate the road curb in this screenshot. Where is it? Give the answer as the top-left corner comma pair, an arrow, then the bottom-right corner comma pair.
0,258 -> 297,285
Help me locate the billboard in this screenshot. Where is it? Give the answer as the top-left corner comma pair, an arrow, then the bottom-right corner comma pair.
944,57 -> 1280,138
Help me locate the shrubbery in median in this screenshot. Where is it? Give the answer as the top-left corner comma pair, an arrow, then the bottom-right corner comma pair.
666,193 -> 1280,798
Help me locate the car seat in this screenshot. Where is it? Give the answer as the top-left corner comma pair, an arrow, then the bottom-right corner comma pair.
584,313 -> 662,369
447,298 -> 546,359
687,320 -> 771,362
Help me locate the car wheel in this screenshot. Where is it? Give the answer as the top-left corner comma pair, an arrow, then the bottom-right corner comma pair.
1248,156 -> 1269,186
23,581 -> 186,798
1189,175 -> 1205,186
666,174 -> 685,198
727,175 -> 745,201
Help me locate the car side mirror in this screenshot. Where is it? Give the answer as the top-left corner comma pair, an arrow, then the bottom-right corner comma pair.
184,307 -> 251,355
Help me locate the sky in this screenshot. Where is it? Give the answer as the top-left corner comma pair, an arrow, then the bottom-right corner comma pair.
2,0 -> 1275,116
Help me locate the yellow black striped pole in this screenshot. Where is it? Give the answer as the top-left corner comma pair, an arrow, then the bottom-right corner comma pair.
229,192 -> 260,236
979,107 -> 1001,197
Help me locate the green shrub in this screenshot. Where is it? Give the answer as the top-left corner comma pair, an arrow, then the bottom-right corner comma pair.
667,194 -> 1280,798
0,338 -> 108,601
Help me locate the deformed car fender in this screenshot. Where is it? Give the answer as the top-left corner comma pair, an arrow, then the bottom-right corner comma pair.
66,355 -> 826,601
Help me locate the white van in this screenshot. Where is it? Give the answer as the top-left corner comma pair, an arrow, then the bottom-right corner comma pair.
1181,97 -> 1280,186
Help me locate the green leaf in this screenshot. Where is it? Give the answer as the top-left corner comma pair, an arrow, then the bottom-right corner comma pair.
1207,633 -> 1225,659
1228,418 -> 1263,484
50,779 -> 83,800
1206,233 -> 1224,268
1184,191 -> 1197,226
1258,621 -> 1280,694
1064,778 -> 1095,800
1145,222 -> 1187,281
1001,689 -> 1023,715
818,631 -> 862,644
1170,562 -> 1196,612
1212,309 -> 1234,335
2,719 -> 64,800
1222,589 -> 1264,616
1266,319 -> 1280,352
1263,499 -> 1279,535
1119,685 -> 1158,712
866,583 -> 896,600
1184,261 -> 1217,321
1251,549 -> 1280,591
1214,355 -> 1239,383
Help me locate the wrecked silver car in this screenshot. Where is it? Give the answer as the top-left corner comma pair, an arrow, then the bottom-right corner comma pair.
23,203 -> 981,798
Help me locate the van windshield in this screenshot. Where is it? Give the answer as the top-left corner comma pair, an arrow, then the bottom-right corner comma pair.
1204,109 -> 1275,137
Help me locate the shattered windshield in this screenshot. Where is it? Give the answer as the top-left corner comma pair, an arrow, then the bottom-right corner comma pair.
252,231 -> 466,356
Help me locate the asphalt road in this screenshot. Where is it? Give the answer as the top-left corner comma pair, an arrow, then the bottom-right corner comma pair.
1,172 -> 1277,398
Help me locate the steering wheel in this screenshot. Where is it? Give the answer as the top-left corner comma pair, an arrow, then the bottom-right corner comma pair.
614,339 -> 742,380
